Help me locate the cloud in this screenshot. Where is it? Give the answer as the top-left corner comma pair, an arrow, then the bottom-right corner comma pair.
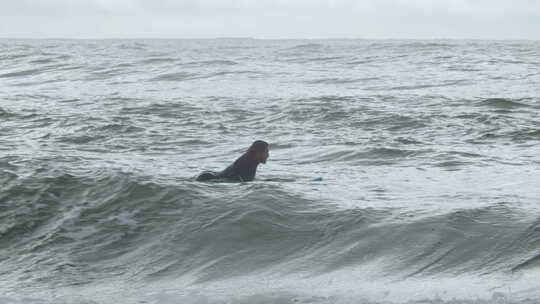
2,0 -> 539,16
152,0 -> 518,18
0,0 -> 539,39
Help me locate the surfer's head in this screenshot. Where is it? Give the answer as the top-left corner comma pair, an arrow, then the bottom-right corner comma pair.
248,140 -> 269,164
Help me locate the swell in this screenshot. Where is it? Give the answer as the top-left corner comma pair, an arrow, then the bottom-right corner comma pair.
149,70 -> 264,81
1,167 -> 538,290
0,68 -> 49,78
0,107 -> 14,118
303,77 -> 378,85
296,146 -> 427,165
282,43 -> 325,51
477,98 -> 537,110
180,59 -> 239,67
138,58 -> 239,66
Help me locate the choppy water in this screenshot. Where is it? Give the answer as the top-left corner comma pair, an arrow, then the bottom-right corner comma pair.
1,39 -> 540,304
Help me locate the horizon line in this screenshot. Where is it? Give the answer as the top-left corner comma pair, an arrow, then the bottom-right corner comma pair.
1,36 -> 539,42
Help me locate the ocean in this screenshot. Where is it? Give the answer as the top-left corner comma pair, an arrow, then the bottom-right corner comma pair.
1,38 -> 539,304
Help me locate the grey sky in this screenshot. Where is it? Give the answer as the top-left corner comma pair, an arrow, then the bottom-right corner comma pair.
1,0 -> 539,39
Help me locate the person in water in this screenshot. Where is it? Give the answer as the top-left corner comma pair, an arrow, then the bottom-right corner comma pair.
196,140 -> 269,182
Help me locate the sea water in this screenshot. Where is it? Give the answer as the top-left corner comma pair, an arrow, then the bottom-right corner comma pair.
1,39 -> 540,303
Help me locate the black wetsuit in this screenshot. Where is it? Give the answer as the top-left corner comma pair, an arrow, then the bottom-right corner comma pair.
197,151 -> 260,182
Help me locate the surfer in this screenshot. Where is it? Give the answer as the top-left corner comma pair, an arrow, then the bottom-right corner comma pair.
196,140 -> 269,182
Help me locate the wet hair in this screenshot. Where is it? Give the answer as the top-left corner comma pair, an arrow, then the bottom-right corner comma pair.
248,140 -> 269,153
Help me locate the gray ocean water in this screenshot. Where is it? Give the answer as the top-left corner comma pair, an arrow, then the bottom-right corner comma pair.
1,39 -> 540,304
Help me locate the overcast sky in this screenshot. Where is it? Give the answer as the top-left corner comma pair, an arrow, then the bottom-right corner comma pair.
1,0 -> 539,39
